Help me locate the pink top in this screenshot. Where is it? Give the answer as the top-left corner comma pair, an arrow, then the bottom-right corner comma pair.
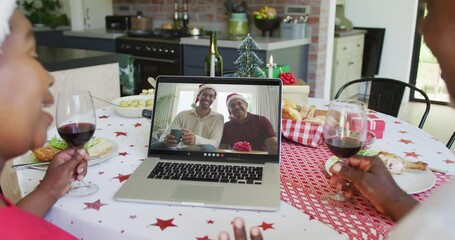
0,194 -> 76,239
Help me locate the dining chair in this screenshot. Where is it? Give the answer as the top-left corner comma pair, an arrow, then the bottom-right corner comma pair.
334,77 -> 431,129
447,131 -> 455,149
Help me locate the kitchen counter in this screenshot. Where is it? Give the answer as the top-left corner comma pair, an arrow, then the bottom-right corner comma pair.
180,34 -> 311,50
37,46 -> 122,72
63,28 -> 126,39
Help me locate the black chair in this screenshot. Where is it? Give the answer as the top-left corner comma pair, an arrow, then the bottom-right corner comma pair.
447,131 -> 455,149
334,77 -> 431,129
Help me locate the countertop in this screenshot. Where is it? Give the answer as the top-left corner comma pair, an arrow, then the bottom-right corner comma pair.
180,34 -> 311,50
63,28 -> 126,39
334,29 -> 367,37
37,46 -> 122,72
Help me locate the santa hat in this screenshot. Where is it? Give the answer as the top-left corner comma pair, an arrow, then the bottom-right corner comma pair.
191,83 -> 217,108
226,93 -> 247,118
0,0 -> 16,52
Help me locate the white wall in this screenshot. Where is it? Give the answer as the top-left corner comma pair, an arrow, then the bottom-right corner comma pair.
345,0 -> 419,83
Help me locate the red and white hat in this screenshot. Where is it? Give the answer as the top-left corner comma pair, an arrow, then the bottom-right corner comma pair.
191,84 -> 217,108
0,0 -> 16,50
226,93 -> 247,118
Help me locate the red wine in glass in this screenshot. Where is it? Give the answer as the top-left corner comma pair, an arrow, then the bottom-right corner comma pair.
326,136 -> 362,159
323,99 -> 367,201
56,90 -> 98,197
57,122 -> 96,148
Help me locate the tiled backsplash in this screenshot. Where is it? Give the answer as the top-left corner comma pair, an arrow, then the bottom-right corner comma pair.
113,0 -> 329,97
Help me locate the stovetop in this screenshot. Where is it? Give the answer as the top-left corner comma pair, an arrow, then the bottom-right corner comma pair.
118,28 -> 192,42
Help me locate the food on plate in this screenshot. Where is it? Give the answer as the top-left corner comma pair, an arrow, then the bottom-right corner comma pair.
88,140 -> 113,156
378,151 -> 428,175
31,137 -> 113,162
119,99 -> 153,108
32,146 -> 61,162
282,98 -> 326,124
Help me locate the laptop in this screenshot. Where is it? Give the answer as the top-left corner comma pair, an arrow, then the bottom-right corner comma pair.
114,76 -> 282,211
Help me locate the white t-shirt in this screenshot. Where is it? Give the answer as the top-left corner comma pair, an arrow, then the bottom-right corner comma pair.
389,179 -> 455,239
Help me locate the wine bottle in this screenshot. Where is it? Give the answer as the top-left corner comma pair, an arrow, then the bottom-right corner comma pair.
173,1 -> 181,29
204,31 -> 223,77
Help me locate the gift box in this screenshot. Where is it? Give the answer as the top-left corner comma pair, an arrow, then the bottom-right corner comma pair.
281,119 -> 324,147
367,114 -> 385,139
282,80 -> 310,107
262,65 -> 290,78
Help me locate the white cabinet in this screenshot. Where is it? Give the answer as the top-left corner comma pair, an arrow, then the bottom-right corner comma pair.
331,34 -> 365,99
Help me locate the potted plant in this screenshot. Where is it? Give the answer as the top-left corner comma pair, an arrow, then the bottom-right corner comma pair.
253,6 -> 280,37
19,0 -> 69,28
224,0 -> 249,36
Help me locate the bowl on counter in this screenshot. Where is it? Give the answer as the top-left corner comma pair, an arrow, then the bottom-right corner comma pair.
253,18 -> 280,37
111,95 -> 154,118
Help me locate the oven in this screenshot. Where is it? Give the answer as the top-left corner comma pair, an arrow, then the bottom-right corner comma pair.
116,33 -> 183,95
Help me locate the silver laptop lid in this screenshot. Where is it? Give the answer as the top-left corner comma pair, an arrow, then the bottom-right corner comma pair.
148,76 -> 282,163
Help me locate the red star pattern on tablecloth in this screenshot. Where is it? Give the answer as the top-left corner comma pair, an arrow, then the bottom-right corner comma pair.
404,151 -> 421,158
83,199 -> 108,211
112,174 -> 131,183
196,236 -> 211,240
258,221 -> 274,231
151,218 -> 177,231
444,159 -> 455,164
134,123 -> 142,128
118,152 -> 129,156
98,115 -> 109,119
207,219 -> 214,224
114,131 -> 128,137
399,139 -> 414,144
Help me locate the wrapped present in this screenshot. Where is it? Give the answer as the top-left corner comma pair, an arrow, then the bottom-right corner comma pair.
367,114 -> 385,139
262,64 -> 291,78
281,119 -> 324,147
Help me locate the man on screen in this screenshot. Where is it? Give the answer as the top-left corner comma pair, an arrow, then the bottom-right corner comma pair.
150,84 -> 224,152
219,93 -> 278,154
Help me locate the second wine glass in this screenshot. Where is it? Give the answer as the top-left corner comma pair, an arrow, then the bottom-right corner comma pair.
56,90 -> 98,197
323,99 -> 368,201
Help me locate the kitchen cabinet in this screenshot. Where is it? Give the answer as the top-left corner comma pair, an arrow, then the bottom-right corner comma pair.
331,33 -> 365,99
181,36 -> 310,80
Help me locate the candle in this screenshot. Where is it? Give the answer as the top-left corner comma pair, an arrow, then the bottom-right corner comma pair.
267,55 -> 276,78
210,55 -> 215,77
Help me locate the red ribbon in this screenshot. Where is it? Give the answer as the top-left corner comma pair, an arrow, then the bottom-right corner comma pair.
232,141 -> 252,151
279,72 -> 297,85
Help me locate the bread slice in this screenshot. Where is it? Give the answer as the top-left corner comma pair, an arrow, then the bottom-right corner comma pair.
32,146 -> 61,162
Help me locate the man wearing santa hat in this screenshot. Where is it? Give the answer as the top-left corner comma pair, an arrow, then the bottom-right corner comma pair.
220,93 -> 278,154
151,84 -> 224,152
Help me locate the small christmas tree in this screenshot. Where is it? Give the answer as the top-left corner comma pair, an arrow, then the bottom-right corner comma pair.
234,34 -> 266,78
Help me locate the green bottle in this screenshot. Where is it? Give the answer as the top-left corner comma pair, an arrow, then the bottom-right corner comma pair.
204,31 -> 223,76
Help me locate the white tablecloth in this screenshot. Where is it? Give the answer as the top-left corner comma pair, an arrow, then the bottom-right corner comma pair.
13,107 -> 345,240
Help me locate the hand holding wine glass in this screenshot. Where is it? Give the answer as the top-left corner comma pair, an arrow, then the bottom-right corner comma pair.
323,99 -> 368,201
56,90 -> 98,197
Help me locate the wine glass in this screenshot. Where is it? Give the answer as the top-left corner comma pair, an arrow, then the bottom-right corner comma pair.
323,99 -> 368,201
56,90 -> 98,197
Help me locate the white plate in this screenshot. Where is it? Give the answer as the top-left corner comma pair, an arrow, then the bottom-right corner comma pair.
324,156 -> 436,194
25,138 -> 118,170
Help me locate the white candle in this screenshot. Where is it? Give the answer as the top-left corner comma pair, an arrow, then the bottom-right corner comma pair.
210,55 -> 215,77
267,55 -> 276,78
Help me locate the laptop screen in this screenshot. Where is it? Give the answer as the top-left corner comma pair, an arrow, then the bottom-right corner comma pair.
148,76 -> 282,163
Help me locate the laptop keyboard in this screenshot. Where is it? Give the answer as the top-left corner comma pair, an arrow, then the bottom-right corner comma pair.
147,162 -> 263,185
